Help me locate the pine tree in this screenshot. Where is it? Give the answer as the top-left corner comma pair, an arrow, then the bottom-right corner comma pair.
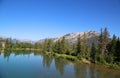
81,32 -> 88,58
106,35 -> 117,63
98,28 -> 104,55
111,35 -> 117,56
43,39 -> 48,52
5,38 -> 13,49
103,27 -> 109,54
90,42 -> 96,62
98,27 -> 109,55
72,43 -> 76,52
98,28 -> 110,63
54,40 -> 62,54
61,36 -> 67,54
46,39 -> 53,52
107,35 -> 116,54
115,38 -> 120,63
34,42 -> 42,49
76,34 -> 81,55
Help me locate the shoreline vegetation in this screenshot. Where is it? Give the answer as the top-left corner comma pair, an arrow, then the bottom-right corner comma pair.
0,27 -> 120,69
40,51 -> 120,69
0,49 -> 120,69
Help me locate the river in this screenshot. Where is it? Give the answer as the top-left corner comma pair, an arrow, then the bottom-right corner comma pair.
0,51 -> 120,78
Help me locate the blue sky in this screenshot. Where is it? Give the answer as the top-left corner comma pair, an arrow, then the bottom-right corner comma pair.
0,0 -> 120,40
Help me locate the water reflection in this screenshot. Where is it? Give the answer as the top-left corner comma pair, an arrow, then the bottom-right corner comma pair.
54,57 -> 68,75
0,51 -> 120,78
42,54 -> 53,68
3,51 -> 11,61
74,62 -> 87,78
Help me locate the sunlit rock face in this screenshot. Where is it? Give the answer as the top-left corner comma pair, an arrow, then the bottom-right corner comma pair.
38,30 -> 100,46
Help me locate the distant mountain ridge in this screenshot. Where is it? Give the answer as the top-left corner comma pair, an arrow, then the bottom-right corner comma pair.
38,30 -> 100,46
0,36 -> 35,44
0,30 -> 100,46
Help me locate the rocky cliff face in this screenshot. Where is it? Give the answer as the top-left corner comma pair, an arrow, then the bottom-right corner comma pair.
59,30 -> 99,46
38,30 -> 100,46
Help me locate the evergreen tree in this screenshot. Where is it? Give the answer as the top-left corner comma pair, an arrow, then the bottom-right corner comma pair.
5,38 -> 13,49
98,27 -> 109,55
98,28 -> 110,63
98,28 -> 104,55
34,42 -> 42,49
90,42 -> 96,62
103,27 -> 109,54
107,35 -> 116,55
115,38 -> 120,63
81,32 -> 88,58
60,36 -> 67,54
111,35 -> 117,55
76,34 -> 81,55
54,40 -> 62,54
46,39 -> 53,52
72,43 -> 76,53
106,35 -> 117,63
43,39 -> 48,52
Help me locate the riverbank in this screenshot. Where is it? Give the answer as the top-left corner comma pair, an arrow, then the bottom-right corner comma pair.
0,50 -> 120,78
0,49 -> 120,69
42,51 -> 120,69
43,52 -> 92,64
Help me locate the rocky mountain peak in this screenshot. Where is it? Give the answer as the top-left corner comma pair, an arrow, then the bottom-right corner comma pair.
0,30 -> 100,46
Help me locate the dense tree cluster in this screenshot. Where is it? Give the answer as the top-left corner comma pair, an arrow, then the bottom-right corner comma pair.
33,27 -> 120,65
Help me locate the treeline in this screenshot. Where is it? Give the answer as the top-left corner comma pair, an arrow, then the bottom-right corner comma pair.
34,28 -> 120,65
34,27 -> 120,66
0,39 -> 33,49
0,27 -> 120,66
91,28 -> 120,65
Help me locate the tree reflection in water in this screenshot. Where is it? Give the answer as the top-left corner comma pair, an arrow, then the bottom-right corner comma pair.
0,51 -> 120,78
54,57 -> 68,75
42,54 -> 53,68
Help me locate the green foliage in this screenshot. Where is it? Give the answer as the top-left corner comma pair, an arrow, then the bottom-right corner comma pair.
60,37 -> 68,54
98,28 -> 109,55
99,55 -> 106,64
115,38 -> 120,63
54,40 -> 62,53
106,54 -> 114,64
34,42 -> 42,49
76,34 -> 81,55
81,32 -> 88,57
90,43 -> 96,62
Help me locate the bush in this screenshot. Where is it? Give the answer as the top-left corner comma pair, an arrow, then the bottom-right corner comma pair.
99,55 -> 107,64
77,54 -> 83,60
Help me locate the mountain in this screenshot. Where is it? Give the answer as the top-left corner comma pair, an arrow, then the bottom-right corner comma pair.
0,30 -> 100,46
0,36 -> 35,44
38,30 -> 100,46
0,35 -> 8,40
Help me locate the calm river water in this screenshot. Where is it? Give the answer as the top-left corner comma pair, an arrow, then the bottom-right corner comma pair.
0,51 -> 120,78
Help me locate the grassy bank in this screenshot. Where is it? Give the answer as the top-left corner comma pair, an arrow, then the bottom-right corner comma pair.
42,51 -> 120,69
43,52 -> 91,64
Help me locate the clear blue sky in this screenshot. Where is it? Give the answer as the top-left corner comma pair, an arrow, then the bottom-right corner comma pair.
0,0 -> 120,40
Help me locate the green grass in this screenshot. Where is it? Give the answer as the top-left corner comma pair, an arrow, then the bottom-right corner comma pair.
43,52 -> 78,61
42,51 -> 120,69
54,53 -> 78,61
